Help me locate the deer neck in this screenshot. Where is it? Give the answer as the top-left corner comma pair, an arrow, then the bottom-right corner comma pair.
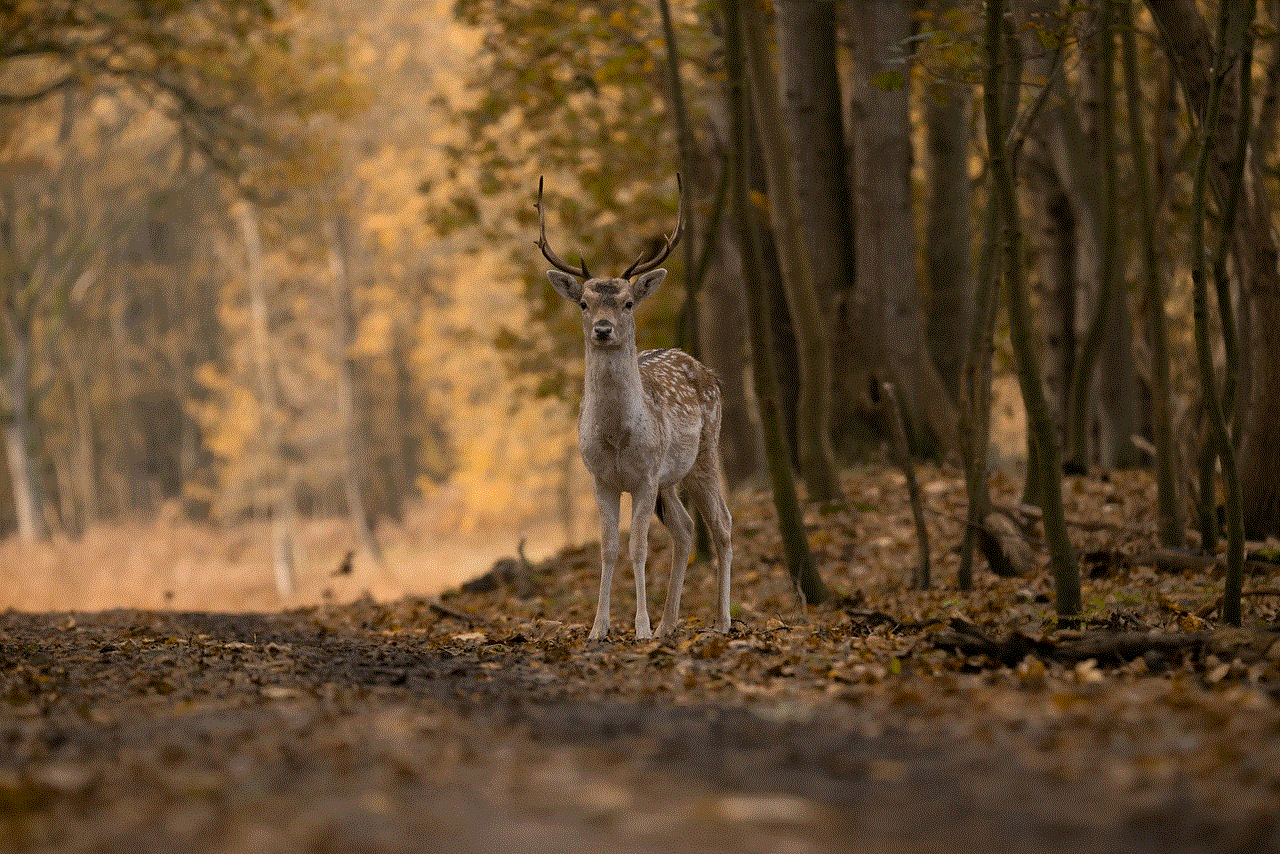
583,339 -> 648,431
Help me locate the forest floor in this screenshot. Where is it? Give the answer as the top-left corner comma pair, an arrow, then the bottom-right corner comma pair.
2,465 -> 1280,853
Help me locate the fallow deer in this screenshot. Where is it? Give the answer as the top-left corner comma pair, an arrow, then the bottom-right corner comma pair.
536,175 -> 732,641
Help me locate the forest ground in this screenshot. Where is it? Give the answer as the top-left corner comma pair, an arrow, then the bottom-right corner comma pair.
2,465 -> 1279,853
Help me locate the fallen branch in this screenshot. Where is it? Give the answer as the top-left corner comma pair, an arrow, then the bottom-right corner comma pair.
929,617 -> 1280,667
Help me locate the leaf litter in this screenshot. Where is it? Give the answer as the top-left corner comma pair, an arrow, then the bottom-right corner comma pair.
1,464 -> 1278,852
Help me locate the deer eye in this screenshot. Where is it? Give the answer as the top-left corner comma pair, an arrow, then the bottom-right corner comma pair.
579,300 -> 588,310
624,301 -> 634,310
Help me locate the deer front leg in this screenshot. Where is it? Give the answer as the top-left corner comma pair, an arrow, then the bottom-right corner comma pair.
629,481 -> 658,639
589,486 -> 621,641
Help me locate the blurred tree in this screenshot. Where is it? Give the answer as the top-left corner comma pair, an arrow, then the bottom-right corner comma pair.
985,0 -> 1080,623
849,0 -> 959,459
1,0 -> 355,540
774,0 -> 862,463
1120,0 -> 1182,549
1,0 -> 351,195
742,0 -> 840,503
1150,0 -> 1280,540
922,0 -> 974,409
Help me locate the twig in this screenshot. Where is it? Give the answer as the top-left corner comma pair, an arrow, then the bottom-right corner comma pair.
882,381 -> 931,589
425,597 -> 481,624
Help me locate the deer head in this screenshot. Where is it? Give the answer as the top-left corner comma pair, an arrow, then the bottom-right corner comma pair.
537,175 -> 683,348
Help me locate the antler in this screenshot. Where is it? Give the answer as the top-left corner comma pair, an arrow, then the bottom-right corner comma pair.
622,172 -> 684,280
535,176 -> 591,280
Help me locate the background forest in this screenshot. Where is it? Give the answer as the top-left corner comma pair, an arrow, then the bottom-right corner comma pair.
2,0 -> 1278,621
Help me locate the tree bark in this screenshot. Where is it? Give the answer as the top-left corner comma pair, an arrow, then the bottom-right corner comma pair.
924,0 -> 972,406
850,0 -> 959,459
741,0 -> 841,504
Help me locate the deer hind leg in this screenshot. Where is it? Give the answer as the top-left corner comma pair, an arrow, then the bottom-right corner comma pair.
589,486 -> 621,641
687,458 -> 732,633
655,483 -> 694,637
628,481 -> 659,639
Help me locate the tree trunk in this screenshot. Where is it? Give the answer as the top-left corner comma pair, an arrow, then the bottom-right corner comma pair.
1015,2 -> 1075,438
986,0 -> 1081,624
1121,0 -> 1183,549
328,215 -> 385,569
725,0 -> 827,605
697,103 -> 766,489
235,201 -> 297,600
700,217 -> 766,488
741,0 -> 840,504
1065,0 -> 1142,471
774,0 -> 859,435
657,0 -> 702,358
850,0 -> 959,459
1255,0 -> 1280,162
1148,0 -> 1280,539
2,314 -> 43,543
1095,0 -> 1143,470
924,0 -> 972,405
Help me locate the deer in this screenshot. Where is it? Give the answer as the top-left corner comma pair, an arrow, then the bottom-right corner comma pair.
536,175 -> 732,641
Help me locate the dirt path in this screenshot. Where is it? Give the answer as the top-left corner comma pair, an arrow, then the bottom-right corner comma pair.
2,605 -> 1275,854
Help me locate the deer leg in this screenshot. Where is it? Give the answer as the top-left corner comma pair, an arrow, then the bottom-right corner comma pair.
628,482 -> 658,639
655,484 -> 693,637
688,467 -> 733,633
589,486 -> 621,641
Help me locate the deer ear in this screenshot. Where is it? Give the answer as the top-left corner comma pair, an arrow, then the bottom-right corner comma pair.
631,268 -> 667,303
547,270 -> 582,302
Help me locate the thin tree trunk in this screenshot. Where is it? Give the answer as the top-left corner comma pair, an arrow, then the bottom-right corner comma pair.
725,0 -> 827,605
1068,0 -> 1141,471
2,313 -> 43,543
883,381 -> 930,590
328,215 -> 385,569
657,0 -> 701,359
986,0 -> 1081,624
1186,0 -> 1248,625
1121,0 -> 1183,549
740,0 -> 840,504
1255,0 -> 1280,161
1096,0 -> 1142,470
235,201 -> 297,600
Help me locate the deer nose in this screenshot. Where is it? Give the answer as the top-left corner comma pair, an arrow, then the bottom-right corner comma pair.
593,322 -> 613,342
